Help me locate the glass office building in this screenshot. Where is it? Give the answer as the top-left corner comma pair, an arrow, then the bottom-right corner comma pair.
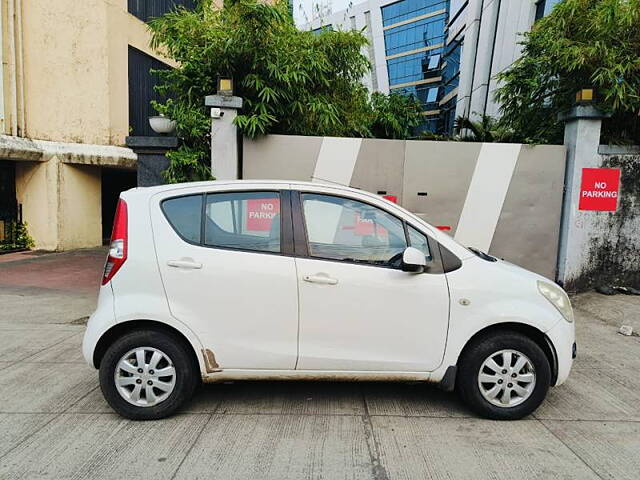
381,0 -> 450,134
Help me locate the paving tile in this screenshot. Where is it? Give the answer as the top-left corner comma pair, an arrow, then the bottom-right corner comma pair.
571,313 -> 640,371
535,369 -> 640,421
363,381 -> 470,417
0,289 -> 96,326
0,413 -> 208,479
0,362 -> 97,413
173,414 -> 371,480
0,413 -> 56,457
574,291 -> 640,332
66,387 -> 113,414
213,381 -> 366,415
22,332 -> 85,364
70,383 -> 228,416
542,420 -> 640,480
372,416 -> 600,480
0,328 -> 79,362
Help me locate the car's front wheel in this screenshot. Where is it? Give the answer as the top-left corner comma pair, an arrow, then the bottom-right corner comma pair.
99,329 -> 198,420
456,331 -> 551,420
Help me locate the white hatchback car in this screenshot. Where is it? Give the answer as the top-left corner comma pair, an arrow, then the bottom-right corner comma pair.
83,180 -> 575,420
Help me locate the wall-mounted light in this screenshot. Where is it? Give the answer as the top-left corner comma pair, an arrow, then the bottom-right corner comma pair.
576,88 -> 594,104
217,77 -> 234,96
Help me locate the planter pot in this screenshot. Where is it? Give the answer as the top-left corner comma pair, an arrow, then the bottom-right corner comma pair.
148,116 -> 176,135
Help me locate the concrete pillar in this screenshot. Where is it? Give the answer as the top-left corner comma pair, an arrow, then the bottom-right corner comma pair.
556,105 -> 610,287
205,94 -> 243,180
15,156 -> 102,250
125,136 -> 179,186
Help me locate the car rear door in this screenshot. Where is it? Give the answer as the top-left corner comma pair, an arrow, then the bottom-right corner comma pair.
150,184 -> 299,370
292,188 -> 450,372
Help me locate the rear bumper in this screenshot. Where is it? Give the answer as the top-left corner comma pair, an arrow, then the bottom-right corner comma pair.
82,283 -> 116,368
546,317 -> 575,386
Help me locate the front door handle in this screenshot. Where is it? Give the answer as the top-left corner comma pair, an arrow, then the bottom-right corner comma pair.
167,260 -> 203,269
303,274 -> 338,285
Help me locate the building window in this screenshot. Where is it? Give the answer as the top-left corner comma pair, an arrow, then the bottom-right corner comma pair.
426,87 -> 438,103
387,49 -> 443,86
535,0 -> 563,21
311,24 -> 333,35
439,32 -> 463,135
381,0 -> 448,28
382,0 -> 449,133
128,0 -> 197,23
128,47 -> 171,137
439,97 -> 457,135
383,15 -> 447,57
427,53 -> 441,70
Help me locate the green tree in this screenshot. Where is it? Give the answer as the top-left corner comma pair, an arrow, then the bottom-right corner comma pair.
495,0 -> 640,144
149,0 -> 423,182
369,92 -> 423,139
454,115 -> 515,143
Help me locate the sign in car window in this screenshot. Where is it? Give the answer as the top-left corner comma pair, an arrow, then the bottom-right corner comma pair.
245,198 -> 280,231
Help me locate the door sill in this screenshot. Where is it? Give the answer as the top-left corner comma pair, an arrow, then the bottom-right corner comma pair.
202,369 -> 432,383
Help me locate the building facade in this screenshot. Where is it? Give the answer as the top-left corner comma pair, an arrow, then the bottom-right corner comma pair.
0,0 -> 194,250
299,0 -> 563,134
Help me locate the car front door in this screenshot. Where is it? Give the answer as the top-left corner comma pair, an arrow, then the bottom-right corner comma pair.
151,186 -> 299,370
293,190 -> 450,372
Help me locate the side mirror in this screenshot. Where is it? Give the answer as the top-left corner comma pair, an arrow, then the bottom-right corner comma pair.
401,247 -> 428,273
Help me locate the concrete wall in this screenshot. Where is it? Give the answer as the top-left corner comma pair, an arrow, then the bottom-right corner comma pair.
8,0 -> 175,145
244,134 -> 566,279
559,146 -> 640,291
0,0 -> 167,250
11,136 -> 136,250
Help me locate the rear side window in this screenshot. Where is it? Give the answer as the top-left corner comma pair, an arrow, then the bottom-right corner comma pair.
162,194 -> 202,244
204,191 -> 281,253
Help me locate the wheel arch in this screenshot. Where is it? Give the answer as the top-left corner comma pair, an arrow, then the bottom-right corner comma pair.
456,322 -> 558,386
92,320 -> 201,375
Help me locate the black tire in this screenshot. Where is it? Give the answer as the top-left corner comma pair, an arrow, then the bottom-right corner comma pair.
456,331 -> 551,420
99,329 -> 199,420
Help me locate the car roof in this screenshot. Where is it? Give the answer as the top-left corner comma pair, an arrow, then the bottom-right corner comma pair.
124,179 -> 367,197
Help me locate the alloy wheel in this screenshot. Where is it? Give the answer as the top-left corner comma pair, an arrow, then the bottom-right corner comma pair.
114,347 -> 176,407
477,349 -> 536,408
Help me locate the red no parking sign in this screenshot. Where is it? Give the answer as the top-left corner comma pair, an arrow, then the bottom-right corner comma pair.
578,168 -> 620,211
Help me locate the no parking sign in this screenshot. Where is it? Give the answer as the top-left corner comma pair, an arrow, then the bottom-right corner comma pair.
578,168 -> 620,211
246,198 -> 280,231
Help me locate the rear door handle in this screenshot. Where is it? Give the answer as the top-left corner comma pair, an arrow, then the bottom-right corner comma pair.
167,260 -> 203,269
303,274 -> 338,285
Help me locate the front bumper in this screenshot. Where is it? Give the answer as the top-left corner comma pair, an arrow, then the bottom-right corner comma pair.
545,317 -> 576,386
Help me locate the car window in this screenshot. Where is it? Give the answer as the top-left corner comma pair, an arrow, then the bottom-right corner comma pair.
301,193 -> 407,267
408,225 -> 432,261
204,191 -> 280,253
162,194 -> 202,244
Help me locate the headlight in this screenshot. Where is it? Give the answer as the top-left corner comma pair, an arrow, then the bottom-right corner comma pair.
537,281 -> 573,323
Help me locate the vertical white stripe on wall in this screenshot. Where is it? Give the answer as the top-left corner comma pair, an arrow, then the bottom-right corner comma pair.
312,137 -> 362,186
454,143 -> 521,251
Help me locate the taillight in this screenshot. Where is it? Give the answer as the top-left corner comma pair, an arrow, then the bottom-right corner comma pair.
102,199 -> 128,285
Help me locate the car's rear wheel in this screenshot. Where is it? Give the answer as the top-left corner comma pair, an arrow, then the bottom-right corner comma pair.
456,331 -> 551,420
99,330 -> 198,420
